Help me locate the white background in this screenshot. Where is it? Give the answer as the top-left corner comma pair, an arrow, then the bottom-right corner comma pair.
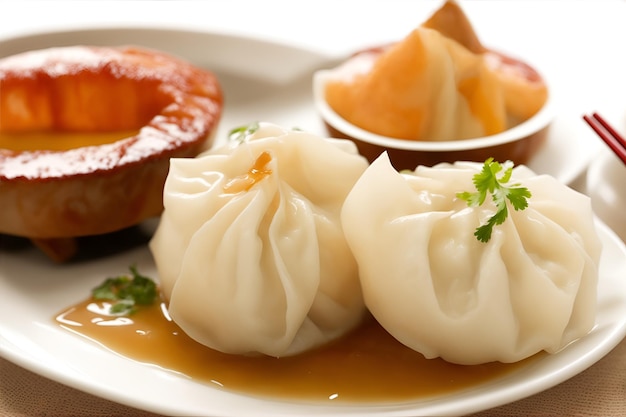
0,0 -> 624,126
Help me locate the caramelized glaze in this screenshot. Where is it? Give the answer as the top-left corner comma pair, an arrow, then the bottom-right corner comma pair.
0,130 -> 139,152
56,297 -> 533,403
223,151 -> 273,193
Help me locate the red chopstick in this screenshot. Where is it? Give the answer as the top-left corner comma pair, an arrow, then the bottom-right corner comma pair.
583,112 -> 626,165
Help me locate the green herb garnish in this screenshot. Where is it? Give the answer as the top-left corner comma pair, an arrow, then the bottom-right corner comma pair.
456,158 -> 531,243
228,122 -> 260,144
91,265 -> 158,315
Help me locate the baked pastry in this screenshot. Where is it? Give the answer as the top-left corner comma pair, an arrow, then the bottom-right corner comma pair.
320,0 -> 548,142
0,45 -> 223,260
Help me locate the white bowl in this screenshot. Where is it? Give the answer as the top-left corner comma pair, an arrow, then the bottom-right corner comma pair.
313,51 -> 555,170
586,149 -> 626,242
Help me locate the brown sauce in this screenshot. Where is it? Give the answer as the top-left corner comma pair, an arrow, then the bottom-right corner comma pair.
223,151 -> 273,193
55,297 -> 534,403
0,130 -> 139,152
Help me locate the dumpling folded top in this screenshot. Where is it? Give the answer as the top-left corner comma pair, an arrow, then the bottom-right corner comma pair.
322,0 -> 548,142
149,123 -> 369,357
341,153 -> 602,365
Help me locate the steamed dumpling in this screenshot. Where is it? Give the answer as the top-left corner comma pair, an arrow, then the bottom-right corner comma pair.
149,123 -> 369,357
341,153 -> 602,365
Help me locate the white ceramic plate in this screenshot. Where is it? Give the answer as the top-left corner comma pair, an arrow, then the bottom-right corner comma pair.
1,219 -> 625,417
1,28 -> 624,417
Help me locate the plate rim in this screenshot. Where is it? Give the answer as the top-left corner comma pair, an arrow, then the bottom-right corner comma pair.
0,25 -> 601,185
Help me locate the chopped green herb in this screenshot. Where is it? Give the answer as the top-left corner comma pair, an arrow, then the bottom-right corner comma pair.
228,122 -> 260,144
91,265 -> 158,316
456,158 -> 531,243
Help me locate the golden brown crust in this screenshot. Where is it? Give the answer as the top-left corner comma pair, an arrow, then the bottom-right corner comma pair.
0,46 -> 223,240
30,237 -> 78,263
421,0 -> 486,54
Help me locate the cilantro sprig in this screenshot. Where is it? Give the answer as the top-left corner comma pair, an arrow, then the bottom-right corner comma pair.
91,265 -> 158,316
456,158 -> 531,243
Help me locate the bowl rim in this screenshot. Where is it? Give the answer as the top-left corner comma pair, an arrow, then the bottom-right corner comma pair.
312,59 -> 555,152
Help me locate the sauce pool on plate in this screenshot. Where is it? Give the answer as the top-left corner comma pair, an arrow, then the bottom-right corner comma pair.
55,296 -> 535,403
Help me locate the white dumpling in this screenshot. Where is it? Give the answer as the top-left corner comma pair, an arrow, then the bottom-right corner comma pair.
149,123 -> 369,357
341,153 -> 602,365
